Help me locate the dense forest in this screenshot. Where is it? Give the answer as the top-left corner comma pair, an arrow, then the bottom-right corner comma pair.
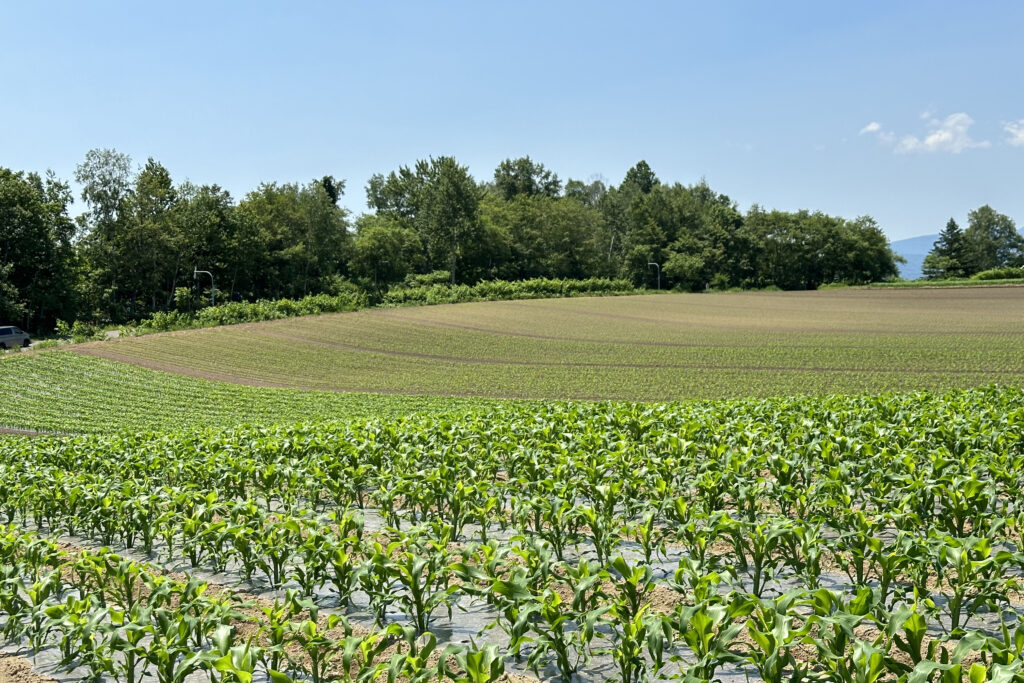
2,150 -> 910,333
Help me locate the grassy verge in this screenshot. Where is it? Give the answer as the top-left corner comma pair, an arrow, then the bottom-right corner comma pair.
868,277 -> 1024,288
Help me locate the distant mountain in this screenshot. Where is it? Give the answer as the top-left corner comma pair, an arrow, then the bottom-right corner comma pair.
890,234 -> 937,280
889,230 -> 1024,280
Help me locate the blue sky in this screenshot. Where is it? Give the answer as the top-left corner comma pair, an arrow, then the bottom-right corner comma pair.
2,1 -> 1022,241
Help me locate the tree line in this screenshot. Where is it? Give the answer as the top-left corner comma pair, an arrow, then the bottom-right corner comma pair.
922,207 -> 1024,279
2,150 -> 905,333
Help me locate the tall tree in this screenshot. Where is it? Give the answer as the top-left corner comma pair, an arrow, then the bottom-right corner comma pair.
481,193 -> 604,279
621,160 -> 658,194
129,158 -> 179,311
235,179 -> 351,299
75,148 -> 135,320
493,157 -> 561,200
349,215 -> 424,288
922,218 -> 968,279
0,168 -> 77,331
368,156 -> 481,284
963,205 -> 1023,273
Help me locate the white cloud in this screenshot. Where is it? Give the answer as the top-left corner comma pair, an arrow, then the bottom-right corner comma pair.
893,113 -> 989,154
859,121 -> 881,135
1005,120 -> 1024,147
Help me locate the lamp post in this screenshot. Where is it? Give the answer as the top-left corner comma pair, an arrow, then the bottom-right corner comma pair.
194,268 -> 215,306
647,262 -> 661,290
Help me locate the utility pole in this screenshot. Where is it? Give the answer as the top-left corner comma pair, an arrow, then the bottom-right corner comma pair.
647,262 -> 661,290
194,268 -> 215,306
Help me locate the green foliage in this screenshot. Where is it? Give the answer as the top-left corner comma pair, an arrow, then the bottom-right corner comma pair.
379,276 -> 636,306
139,291 -> 368,332
8,152 -> 916,333
0,383 -> 1024,680
963,205 -> 1023,273
923,218 -> 969,279
972,266 -> 1024,281
368,156 -> 481,284
0,351 -> 510,433
492,156 -> 561,200
0,167 -> 77,331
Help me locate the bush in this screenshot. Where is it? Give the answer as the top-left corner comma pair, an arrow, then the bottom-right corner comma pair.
102,279 -> 637,338
137,291 -> 368,332
380,277 -> 637,307
971,267 -> 1024,281
70,320 -> 102,343
402,270 -> 452,288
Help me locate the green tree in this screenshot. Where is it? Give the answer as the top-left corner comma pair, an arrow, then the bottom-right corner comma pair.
481,193 -> 604,279
368,156 -> 481,284
493,156 -> 561,200
175,183 -> 236,300
622,160 -> 658,194
963,205 -> 1023,273
75,148 -> 135,321
235,179 -> 351,299
564,178 -> 607,208
129,158 -> 179,312
0,168 -> 78,331
349,216 -> 424,288
922,218 -> 968,279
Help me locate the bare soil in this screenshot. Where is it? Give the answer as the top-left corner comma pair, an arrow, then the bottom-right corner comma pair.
0,652 -> 57,683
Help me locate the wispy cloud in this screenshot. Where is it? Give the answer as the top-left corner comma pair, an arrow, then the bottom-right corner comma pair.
896,113 -> 989,153
1005,120 -> 1024,147
859,113 -> 989,154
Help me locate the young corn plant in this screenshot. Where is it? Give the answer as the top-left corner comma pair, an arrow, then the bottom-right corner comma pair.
451,641 -> 505,683
211,625 -> 262,683
624,508 -> 665,565
292,525 -> 334,596
24,568 -> 64,653
472,567 -> 535,661
387,541 -> 458,635
526,587 -> 606,682
359,540 -> 403,627
532,495 -> 579,561
807,588 -> 880,683
108,604 -> 152,683
286,611 -> 347,683
143,608 -> 208,683
883,603 -> 934,673
724,515 -> 787,597
934,535 -> 1016,635
743,590 -> 813,683
605,556 -> 667,683
672,595 -> 752,681
257,518 -> 303,588
381,625 -> 443,683
259,591 -> 306,676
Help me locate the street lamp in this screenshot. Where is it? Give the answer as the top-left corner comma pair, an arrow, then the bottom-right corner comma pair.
194,268 -> 215,306
647,262 -> 661,290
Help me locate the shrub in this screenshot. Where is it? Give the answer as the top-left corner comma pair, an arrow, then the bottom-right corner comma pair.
137,291 -> 368,332
971,267 -> 1024,281
109,279 -> 636,337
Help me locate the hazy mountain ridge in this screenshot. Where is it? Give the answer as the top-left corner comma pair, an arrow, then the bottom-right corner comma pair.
890,231 -> 1024,280
890,234 -> 938,280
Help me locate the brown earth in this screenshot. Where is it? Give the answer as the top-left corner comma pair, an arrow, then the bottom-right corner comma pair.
0,652 -> 57,683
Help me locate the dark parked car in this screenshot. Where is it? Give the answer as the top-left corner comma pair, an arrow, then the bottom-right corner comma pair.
0,326 -> 31,349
